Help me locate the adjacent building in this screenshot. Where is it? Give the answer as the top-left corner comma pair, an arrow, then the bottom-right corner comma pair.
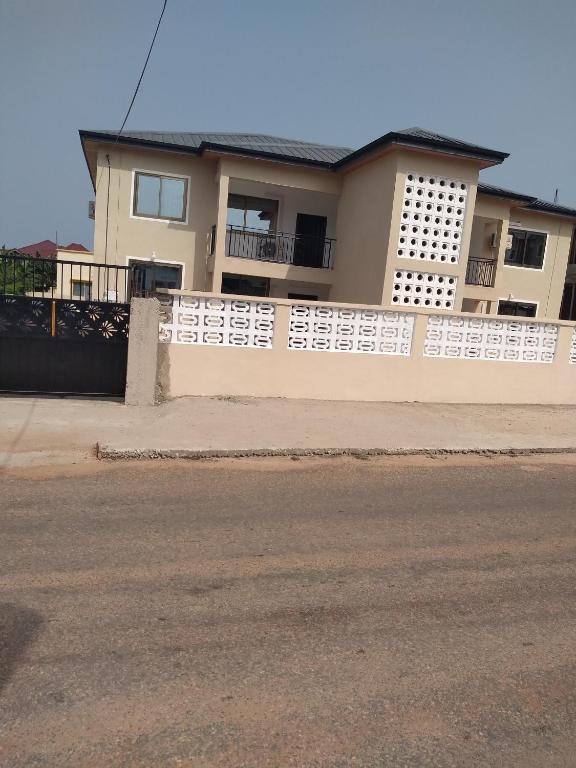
79,127 -> 576,319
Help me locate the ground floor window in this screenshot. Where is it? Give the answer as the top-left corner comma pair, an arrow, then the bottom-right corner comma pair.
71,280 -> 92,300
288,292 -> 319,301
497,300 -> 537,318
560,283 -> 576,321
221,273 -> 270,297
130,260 -> 182,296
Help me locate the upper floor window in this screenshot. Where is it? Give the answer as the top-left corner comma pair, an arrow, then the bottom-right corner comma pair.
504,228 -> 547,269
568,229 -> 576,265
133,172 -> 188,222
227,194 -> 278,231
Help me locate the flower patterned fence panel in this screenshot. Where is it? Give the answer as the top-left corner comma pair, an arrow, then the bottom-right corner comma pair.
0,295 -> 130,395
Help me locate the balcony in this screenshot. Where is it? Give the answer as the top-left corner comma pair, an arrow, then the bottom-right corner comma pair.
465,255 -> 497,287
225,225 -> 335,270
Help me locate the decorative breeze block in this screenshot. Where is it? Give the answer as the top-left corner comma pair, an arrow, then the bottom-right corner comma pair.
398,172 -> 467,265
424,314 -> 558,363
392,270 -> 457,309
158,294 -> 275,348
288,304 -> 414,355
570,328 -> 576,364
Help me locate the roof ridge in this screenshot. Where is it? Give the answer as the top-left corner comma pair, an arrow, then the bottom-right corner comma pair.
84,128 -> 353,152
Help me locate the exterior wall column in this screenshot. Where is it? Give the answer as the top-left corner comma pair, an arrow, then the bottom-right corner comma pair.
211,170 -> 230,293
491,216 -> 510,310
125,297 -> 160,405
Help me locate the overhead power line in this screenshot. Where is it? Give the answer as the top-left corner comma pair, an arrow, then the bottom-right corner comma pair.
96,0 -> 168,193
116,0 -> 168,142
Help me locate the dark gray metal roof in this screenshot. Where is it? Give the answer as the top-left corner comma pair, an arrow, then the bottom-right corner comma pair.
330,127 -> 509,168
79,128 -> 575,217
395,127 -> 505,158
524,199 -> 576,217
477,182 -> 536,203
80,130 -> 352,166
477,182 -> 576,218
79,126 -> 508,168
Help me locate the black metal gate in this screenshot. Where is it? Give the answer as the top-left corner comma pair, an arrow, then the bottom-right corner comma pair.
0,253 -> 132,396
0,296 -> 130,396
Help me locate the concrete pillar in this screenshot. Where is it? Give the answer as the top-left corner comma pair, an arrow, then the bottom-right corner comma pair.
212,172 -> 230,294
125,297 -> 160,406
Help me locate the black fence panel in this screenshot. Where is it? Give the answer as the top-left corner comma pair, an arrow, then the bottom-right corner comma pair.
0,296 -> 130,396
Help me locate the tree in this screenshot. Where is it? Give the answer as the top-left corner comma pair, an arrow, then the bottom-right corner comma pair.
0,248 -> 57,295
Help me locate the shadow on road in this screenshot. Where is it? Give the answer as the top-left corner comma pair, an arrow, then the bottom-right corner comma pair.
0,603 -> 44,693
0,399 -> 37,474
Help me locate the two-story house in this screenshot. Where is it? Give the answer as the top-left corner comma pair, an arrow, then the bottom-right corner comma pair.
79,127 -> 576,319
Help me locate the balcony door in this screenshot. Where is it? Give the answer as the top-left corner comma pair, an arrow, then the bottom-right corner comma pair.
293,214 -> 327,268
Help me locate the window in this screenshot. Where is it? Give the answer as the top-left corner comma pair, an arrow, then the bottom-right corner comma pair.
130,260 -> 182,296
569,230 -> 576,265
497,300 -> 537,318
71,280 -> 92,300
504,229 -> 547,269
227,194 -> 278,231
221,273 -> 270,297
560,283 -> 576,321
133,172 -> 188,222
288,293 -> 319,301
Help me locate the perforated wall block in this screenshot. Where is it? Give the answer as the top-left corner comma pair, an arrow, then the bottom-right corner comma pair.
397,173 -> 468,265
570,328 -> 576,364
424,314 -> 558,363
288,304 -> 414,355
391,270 -> 457,310
158,294 -> 275,348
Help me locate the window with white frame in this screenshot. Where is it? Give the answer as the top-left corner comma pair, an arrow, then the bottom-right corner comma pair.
71,280 -> 92,300
497,299 -> 537,318
504,228 -> 547,269
133,172 -> 188,222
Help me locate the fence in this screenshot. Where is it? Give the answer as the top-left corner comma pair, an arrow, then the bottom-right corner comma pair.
0,253 -> 131,303
154,291 -> 576,405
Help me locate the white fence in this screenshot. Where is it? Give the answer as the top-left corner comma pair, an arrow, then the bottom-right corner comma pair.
158,293 -> 569,364
155,291 -> 576,404
158,294 -> 275,348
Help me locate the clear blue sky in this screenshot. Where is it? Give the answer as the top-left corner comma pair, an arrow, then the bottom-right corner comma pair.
1,0 -> 575,250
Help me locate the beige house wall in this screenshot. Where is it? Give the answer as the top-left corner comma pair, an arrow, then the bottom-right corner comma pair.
54,248 -> 96,300
474,195 -> 511,221
382,152 -> 481,312
493,208 -> 573,318
330,152 -> 398,305
84,140 -> 574,321
92,147 -> 218,291
464,195 -> 573,319
211,157 -> 341,293
156,291 -> 576,405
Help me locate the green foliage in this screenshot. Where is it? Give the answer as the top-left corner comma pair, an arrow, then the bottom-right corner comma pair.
0,249 -> 57,295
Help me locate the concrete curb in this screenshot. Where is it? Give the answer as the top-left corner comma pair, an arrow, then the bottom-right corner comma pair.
96,444 -> 576,461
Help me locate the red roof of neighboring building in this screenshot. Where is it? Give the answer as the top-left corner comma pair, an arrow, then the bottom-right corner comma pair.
17,240 -> 89,258
64,242 -> 89,252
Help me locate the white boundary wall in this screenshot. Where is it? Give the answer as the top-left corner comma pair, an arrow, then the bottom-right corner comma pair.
156,291 -> 576,404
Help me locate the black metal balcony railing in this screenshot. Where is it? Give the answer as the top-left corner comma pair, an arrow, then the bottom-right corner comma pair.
465,255 -> 497,287
225,225 -> 335,269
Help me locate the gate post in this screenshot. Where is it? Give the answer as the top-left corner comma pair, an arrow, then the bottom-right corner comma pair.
125,297 -> 160,406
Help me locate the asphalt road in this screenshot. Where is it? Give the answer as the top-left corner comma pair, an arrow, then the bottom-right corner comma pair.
1,455 -> 576,767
